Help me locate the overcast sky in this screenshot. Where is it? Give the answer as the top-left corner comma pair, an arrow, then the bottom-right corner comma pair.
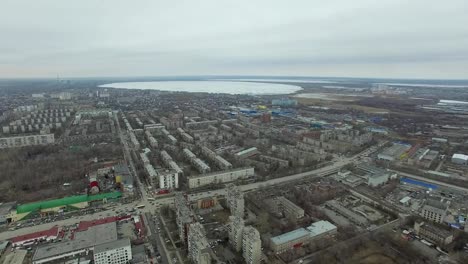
1,0 -> 467,79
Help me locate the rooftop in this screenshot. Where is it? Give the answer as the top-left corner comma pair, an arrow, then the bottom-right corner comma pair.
11,226 -> 59,244
0,202 -> 16,216
452,153 -> 468,161
307,221 -> 337,237
271,228 -> 310,245
3,249 -> 27,264
33,222 -> 117,261
94,238 -> 130,254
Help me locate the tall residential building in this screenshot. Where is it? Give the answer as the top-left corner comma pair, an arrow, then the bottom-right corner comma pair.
93,238 -> 132,264
242,226 -> 262,264
226,184 -> 244,217
174,192 -> 194,243
228,215 -> 245,252
187,223 -> 211,264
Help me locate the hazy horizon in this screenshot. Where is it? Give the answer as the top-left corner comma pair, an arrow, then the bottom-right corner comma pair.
1,0 -> 468,79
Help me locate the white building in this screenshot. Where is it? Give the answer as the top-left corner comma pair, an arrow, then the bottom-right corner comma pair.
0,133 -> 54,149
242,226 -> 262,264
93,238 -> 132,264
367,173 -> 390,187
228,216 -> 245,252
188,167 -> 255,189
226,184 -> 245,217
451,153 -> 468,165
159,171 -> 179,189
187,223 -> 211,264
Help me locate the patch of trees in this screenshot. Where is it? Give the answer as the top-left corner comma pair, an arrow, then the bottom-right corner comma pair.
0,144 -> 122,202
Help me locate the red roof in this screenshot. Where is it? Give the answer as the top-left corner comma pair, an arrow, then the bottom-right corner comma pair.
134,215 -> 145,238
11,226 -> 59,244
75,215 -> 131,232
76,216 -> 118,232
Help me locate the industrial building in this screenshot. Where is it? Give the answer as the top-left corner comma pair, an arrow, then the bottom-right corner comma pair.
188,167 -> 255,189
0,202 -> 16,225
377,143 -> 411,161
451,153 -> 468,165
272,98 -> 298,106
226,184 -> 245,217
356,163 -> 396,187
270,221 -> 337,252
228,216 -> 245,252
32,222 -> 118,264
324,200 -> 368,226
242,226 -> 262,264
414,222 -> 453,245
421,199 -> 448,224
187,223 -> 212,264
10,192 -> 121,222
12,226 -> 59,247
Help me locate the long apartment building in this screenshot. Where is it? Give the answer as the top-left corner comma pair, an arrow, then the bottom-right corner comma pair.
175,192 -> 194,243
188,167 -> 254,189
265,196 -> 304,220
0,133 -> 54,149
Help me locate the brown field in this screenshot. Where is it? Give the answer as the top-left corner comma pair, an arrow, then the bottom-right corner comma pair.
357,253 -> 397,264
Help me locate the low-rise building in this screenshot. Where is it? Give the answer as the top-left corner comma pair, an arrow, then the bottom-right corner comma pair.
377,143 -> 411,162
188,167 -> 255,189
451,153 -> 468,165
270,221 -> 336,252
414,222 -> 453,245
32,222 -> 118,264
265,196 -> 304,220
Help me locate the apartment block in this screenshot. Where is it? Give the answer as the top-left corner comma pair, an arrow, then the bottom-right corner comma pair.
242,226 -> 262,264
94,238 -> 132,264
187,223 -> 211,264
228,216 -> 245,252
226,184 -> 245,217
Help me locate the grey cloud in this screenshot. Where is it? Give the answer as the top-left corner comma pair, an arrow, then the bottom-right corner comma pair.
0,0 -> 467,78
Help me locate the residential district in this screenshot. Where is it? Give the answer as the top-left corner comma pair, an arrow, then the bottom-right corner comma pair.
0,78 -> 468,264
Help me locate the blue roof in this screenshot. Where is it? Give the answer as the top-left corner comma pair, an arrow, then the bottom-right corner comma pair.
271,228 -> 310,245
400,178 -> 438,190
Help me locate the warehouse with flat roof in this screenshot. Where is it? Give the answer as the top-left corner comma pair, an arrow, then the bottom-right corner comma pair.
270,221 -> 337,252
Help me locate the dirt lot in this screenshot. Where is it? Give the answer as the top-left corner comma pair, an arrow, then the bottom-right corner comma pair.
357,253 -> 397,264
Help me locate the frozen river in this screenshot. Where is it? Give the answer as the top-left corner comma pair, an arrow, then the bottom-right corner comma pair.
99,81 -> 302,95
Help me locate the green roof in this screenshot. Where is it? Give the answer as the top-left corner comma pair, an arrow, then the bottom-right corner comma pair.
16,192 -> 121,214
